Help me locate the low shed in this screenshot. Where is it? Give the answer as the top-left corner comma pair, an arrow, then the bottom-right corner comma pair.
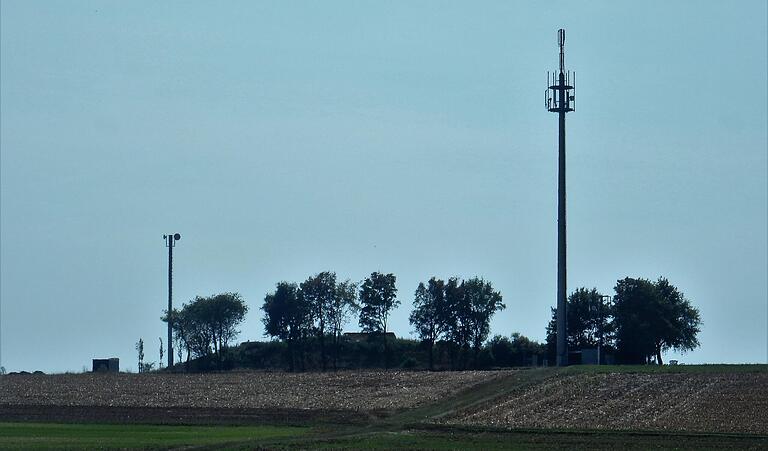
92,358 -> 119,373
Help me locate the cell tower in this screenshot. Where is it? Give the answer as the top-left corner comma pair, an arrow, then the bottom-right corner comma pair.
164,233 -> 181,369
545,29 -> 575,366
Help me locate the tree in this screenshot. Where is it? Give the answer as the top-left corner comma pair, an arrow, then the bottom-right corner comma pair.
165,307 -> 191,363
409,277 -> 448,370
463,277 -> 505,365
206,292 -> 249,357
262,282 -> 312,371
158,337 -> 164,369
443,277 -> 505,368
612,277 -> 701,365
135,338 -> 144,373
612,278 -> 663,364
174,328 -> 184,364
164,306 -> 206,359
488,335 -> 514,366
652,277 -> 701,364
186,301 -> 214,357
444,277 -> 470,368
136,338 -> 156,373
488,333 -> 544,367
174,302 -> 213,359
358,272 -> 399,334
300,271 -> 337,371
358,272 -> 399,367
566,288 -> 610,349
545,287 -> 613,363
163,292 -> 248,366
328,279 -> 359,370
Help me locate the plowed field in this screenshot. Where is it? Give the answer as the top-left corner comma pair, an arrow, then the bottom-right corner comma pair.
0,370 -> 501,411
2,367 -> 766,437
437,371 -> 768,434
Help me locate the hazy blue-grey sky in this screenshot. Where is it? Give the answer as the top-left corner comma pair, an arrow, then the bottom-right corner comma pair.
1,1 -> 766,372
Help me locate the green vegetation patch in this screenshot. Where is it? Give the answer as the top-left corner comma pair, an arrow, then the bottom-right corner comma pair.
275,429 -> 768,450
0,422 -> 308,450
559,364 -> 768,375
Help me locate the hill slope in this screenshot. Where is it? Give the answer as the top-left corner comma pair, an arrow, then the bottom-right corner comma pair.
433,366 -> 768,434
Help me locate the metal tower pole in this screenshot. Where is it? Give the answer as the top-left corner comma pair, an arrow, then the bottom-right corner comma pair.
546,29 -> 575,367
165,233 -> 181,369
556,72 -> 567,367
167,238 -> 174,369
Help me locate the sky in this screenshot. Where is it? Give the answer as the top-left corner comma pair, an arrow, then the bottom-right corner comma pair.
1,1 -> 766,373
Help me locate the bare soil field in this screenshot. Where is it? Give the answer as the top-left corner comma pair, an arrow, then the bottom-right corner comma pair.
0,370 -> 503,425
2,367 -> 766,438
437,371 -> 768,434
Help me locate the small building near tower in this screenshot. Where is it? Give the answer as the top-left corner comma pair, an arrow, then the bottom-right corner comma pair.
92,358 -> 119,373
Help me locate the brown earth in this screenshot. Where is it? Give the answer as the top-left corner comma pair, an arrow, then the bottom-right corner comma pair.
2,368 -> 767,435
436,371 -> 768,434
0,370 -> 503,424
0,405 -> 383,426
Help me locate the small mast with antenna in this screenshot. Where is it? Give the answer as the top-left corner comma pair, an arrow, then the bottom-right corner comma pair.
559,28 -> 565,73
545,28 -> 576,367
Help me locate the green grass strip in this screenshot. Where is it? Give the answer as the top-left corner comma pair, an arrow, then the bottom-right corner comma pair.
0,422 -> 308,450
559,364 -> 768,375
275,429 -> 768,450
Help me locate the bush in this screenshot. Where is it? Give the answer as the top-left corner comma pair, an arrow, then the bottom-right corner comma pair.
477,348 -> 495,369
488,335 -> 514,367
400,357 -> 418,369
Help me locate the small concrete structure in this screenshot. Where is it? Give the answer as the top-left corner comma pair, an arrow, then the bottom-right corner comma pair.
581,348 -> 599,365
570,348 -> 615,365
92,358 -> 119,373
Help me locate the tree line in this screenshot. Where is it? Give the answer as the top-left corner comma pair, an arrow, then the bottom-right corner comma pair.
260,272 -> 505,371
409,277 -> 505,369
144,272 -> 700,372
261,271 -> 361,371
546,277 -> 701,365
